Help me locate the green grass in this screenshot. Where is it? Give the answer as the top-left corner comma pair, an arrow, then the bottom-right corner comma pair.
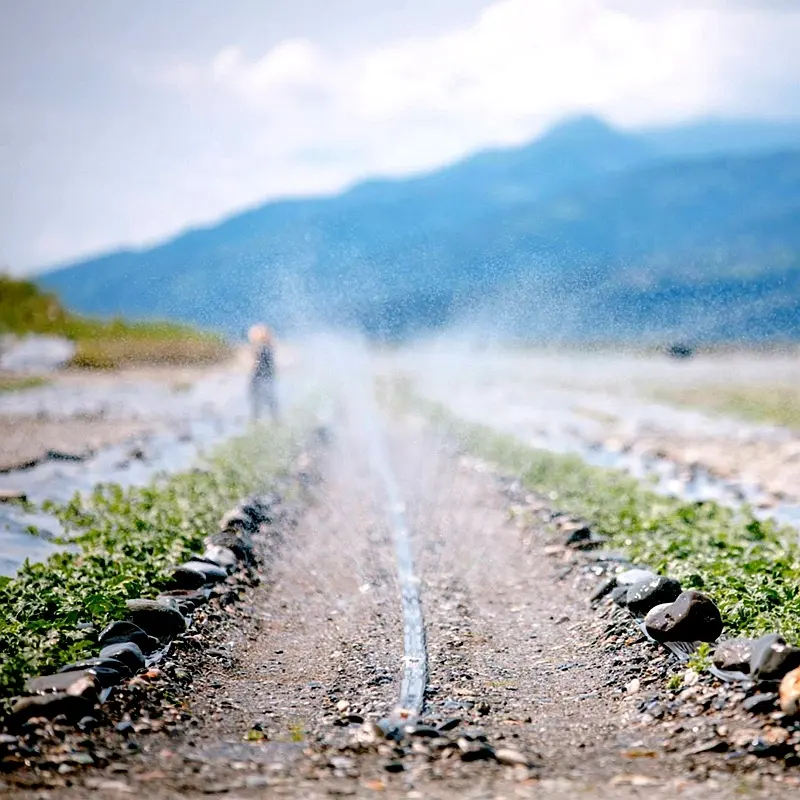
416,395 -> 800,644
0,376 -> 48,394
0,274 -> 230,369
0,421 -> 302,697
652,385 -> 800,430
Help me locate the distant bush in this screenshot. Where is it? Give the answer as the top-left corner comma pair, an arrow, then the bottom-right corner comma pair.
0,274 -> 230,368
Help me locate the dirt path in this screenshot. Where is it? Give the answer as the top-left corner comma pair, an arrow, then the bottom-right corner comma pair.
9,412 -> 794,798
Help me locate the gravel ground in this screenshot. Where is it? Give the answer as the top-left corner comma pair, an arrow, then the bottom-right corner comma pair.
4,408 -> 799,798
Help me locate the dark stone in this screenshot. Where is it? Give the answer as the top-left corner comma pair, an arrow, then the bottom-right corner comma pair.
438,718 -> 461,732
125,599 -> 187,640
626,576 -> 682,617
7,694 -> 94,731
99,642 -> 145,674
750,634 -> 800,682
742,693 -> 778,714
713,639 -> 755,674
564,526 -> 592,546
158,589 -> 209,612
207,530 -> 255,565
202,545 -> 238,573
25,671 -> 101,698
58,658 -> 130,687
182,560 -> 228,584
406,725 -> 440,738
610,585 -> 629,607
98,621 -> 161,654
166,566 -> 207,591
644,590 -> 723,643
590,576 -> 617,602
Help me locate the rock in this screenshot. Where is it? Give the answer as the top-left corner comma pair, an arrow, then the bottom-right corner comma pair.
713,639 -> 755,674
125,599 -> 187,640
643,603 -> 672,630
0,489 -> 26,503
99,642 -> 145,674
182,560 -> 228,584
98,621 -> 161,654
742,693 -> 778,714
166,566 -> 207,591
207,531 -> 255,565
590,576 -> 617,602
495,748 -> 531,767
7,694 -> 94,730
779,666 -> 800,715
405,725 -> 440,738
25,671 -> 101,699
458,739 -> 495,761
58,658 -> 130,688
616,568 -> 656,586
610,585 -> 629,606
158,589 -> 209,614
644,590 -> 723,643
749,634 -> 800,682
203,545 -> 238,573
219,507 -> 259,534
626,576 -> 682,616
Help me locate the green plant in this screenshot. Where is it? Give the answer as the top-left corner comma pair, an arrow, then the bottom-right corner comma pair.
411,393 -> 800,644
0,422 -> 302,696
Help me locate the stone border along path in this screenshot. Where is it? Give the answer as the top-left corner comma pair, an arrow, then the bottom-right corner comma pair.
0,427 -> 329,741
499,470 -> 800,740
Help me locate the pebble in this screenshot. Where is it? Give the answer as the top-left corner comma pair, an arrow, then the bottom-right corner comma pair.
615,568 -> 656,587
98,621 -> 161,654
779,666 -> 800,715
590,576 -> 617,602
644,590 -> 722,643
99,642 -> 145,673
203,545 -> 238,573
167,566 -> 207,591
625,576 -> 682,617
182,560 -> 228,584
495,748 -> 531,767
8,693 -> 94,729
125,598 -> 187,640
713,639 -> 754,674
749,634 -> 800,682
610,586 -> 629,607
58,658 -> 130,687
25,671 -> 101,699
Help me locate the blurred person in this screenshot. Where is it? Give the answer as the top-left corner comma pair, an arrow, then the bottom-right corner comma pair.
248,323 -> 278,422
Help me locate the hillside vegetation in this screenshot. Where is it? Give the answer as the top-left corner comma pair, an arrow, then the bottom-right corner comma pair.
0,275 -> 229,369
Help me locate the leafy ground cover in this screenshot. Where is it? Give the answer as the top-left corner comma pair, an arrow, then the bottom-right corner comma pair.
0,275 -> 229,369
652,384 -> 800,430
417,396 -> 800,644
0,375 -> 49,394
0,423 -> 299,697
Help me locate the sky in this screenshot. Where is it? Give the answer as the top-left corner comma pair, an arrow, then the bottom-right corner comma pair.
2,0 -> 800,273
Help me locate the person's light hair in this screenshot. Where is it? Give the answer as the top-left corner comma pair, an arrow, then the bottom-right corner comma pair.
248,324 -> 272,344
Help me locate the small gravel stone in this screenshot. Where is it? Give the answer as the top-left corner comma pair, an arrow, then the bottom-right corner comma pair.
615,568 -> 656,586
749,634 -> 800,682
626,576 -> 682,616
713,639 -> 755,674
495,748 -> 531,767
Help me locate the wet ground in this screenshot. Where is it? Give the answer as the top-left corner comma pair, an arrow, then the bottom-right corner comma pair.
0,359 -> 259,575
4,341 -> 800,797
390,343 -> 800,531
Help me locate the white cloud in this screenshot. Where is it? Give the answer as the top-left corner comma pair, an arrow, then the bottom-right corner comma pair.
8,0 -> 800,270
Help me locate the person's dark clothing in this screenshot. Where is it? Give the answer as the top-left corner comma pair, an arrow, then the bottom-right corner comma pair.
251,345 -> 277,421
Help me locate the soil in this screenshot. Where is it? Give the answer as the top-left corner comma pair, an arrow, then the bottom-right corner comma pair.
4,408 -> 798,799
